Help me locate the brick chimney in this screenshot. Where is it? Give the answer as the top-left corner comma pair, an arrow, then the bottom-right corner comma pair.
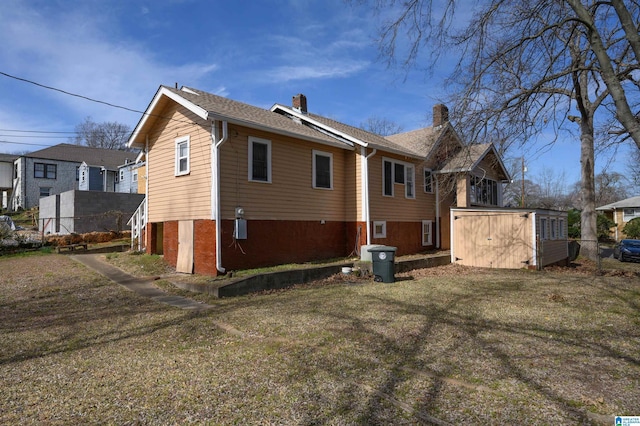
292,94 -> 308,114
433,104 -> 449,127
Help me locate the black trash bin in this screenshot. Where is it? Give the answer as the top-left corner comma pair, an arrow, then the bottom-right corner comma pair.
369,246 -> 397,283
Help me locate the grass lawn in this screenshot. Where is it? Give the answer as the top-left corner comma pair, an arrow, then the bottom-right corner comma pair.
1,253 -> 639,424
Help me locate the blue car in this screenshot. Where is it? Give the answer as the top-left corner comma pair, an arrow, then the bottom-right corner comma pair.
613,239 -> 640,262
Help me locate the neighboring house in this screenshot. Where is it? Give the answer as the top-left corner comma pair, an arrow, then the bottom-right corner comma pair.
116,151 -> 146,194
0,153 -> 18,210
597,196 -> 640,240
127,85 -> 510,276
9,144 -> 136,211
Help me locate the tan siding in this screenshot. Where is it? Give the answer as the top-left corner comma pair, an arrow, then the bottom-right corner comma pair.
147,104 -> 212,223
219,125 -> 349,221
368,153 -> 436,222
136,165 -> 146,194
473,153 -> 503,181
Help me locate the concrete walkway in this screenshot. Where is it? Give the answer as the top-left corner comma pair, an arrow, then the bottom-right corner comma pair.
71,254 -> 213,311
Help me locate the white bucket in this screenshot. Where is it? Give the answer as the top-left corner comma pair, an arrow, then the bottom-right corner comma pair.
341,267 -> 352,274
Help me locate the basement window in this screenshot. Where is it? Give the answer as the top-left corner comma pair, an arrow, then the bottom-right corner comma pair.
373,221 -> 386,238
422,220 -> 433,246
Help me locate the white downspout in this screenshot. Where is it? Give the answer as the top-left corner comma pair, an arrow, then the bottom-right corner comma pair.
435,176 -> 440,249
143,135 -> 149,252
363,147 -> 377,245
211,120 -> 229,273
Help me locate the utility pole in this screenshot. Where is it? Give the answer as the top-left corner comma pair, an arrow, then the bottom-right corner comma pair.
521,157 -> 526,207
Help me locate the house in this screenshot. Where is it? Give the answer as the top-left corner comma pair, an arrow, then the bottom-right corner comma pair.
9,144 -> 136,211
597,196 -> 640,240
450,207 -> 569,269
127,85 -> 510,275
116,151 -> 146,194
0,153 -> 18,210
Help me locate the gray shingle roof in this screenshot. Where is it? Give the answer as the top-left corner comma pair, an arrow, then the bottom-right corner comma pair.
385,126 -> 442,157
25,144 -> 136,170
166,86 -> 349,148
597,196 -> 640,210
0,153 -> 18,163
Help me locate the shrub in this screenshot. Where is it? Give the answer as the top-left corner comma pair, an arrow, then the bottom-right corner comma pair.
597,213 -> 616,242
623,217 -> 640,239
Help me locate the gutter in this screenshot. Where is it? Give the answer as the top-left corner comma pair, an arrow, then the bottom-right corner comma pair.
363,147 -> 377,245
211,120 -> 229,274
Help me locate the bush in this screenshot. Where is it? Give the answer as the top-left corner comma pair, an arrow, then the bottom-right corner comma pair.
597,213 -> 616,242
623,217 -> 640,239
567,209 -> 581,239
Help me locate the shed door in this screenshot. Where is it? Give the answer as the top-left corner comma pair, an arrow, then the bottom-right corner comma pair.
176,220 -> 194,274
453,213 -> 531,269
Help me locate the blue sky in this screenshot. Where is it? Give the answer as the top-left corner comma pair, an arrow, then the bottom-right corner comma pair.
0,0 -> 635,191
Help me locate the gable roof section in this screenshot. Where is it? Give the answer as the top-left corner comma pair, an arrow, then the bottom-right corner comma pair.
0,153 -> 18,163
385,126 -> 444,158
24,144 -> 135,170
128,86 -> 350,150
271,104 -> 425,159
438,143 -> 510,181
597,196 -> 640,211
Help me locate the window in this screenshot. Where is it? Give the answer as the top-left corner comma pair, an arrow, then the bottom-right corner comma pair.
373,221 -> 386,238
422,220 -> 433,246
119,169 -> 125,182
312,150 -> 332,189
175,136 -> 190,176
383,158 -> 416,199
249,137 -> 271,182
623,208 -> 640,222
34,162 -> 56,179
540,218 -> 548,240
132,169 -> 138,182
424,168 -> 433,193
405,165 -> 415,198
383,160 -> 393,196
550,218 -> 557,239
76,166 -> 80,181
469,175 -> 498,206
558,219 -> 565,238
39,187 -> 51,197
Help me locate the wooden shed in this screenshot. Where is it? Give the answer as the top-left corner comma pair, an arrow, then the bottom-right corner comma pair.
450,208 -> 569,269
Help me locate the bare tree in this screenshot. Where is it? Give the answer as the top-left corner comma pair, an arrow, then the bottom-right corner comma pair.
367,0 -> 640,259
70,116 -> 131,150
360,116 -> 404,136
627,147 -> 640,189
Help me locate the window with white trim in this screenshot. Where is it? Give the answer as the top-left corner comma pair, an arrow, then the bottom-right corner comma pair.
382,158 -> 416,199
424,168 -> 433,193
623,208 -> 640,222
119,169 -> 125,182
132,169 -> 138,182
175,136 -> 190,176
469,175 -> 499,206
34,162 -> 56,179
249,137 -> 271,182
558,219 -> 565,238
373,221 -> 386,238
422,220 -> 433,246
550,218 -> 557,239
312,150 -> 332,189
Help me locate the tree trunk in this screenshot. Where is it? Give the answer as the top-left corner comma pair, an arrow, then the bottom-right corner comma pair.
579,117 -> 598,261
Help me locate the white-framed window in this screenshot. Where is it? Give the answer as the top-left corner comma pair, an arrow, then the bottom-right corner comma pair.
312,150 -> 332,189
623,208 -> 640,222
469,175 -> 499,206
119,169 -> 125,182
424,168 -> 433,193
132,169 -> 138,182
422,220 -> 433,246
406,165 -> 415,198
382,157 -> 416,199
175,136 -> 190,176
249,137 -> 271,183
550,218 -> 557,239
540,217 -> 548,240
558,219 -> 565,238
373,221 -> 386,238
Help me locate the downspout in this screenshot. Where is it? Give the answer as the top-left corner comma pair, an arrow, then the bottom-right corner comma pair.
144,135 -> 149,251
363,147 -> 377,245
211,120 -> 229,274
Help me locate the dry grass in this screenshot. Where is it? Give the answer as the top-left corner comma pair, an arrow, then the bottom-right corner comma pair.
1,253 -> 639,424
